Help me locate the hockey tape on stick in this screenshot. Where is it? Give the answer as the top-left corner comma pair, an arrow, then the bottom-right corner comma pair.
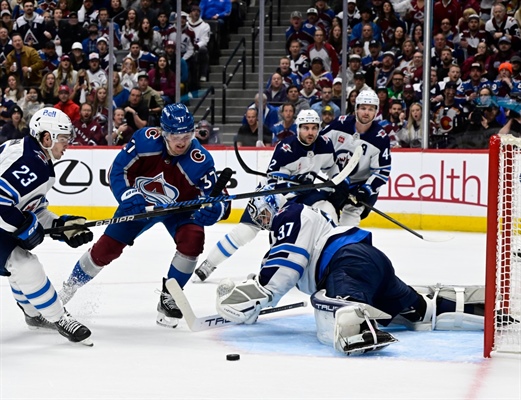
165,278 -> 308,332
44,167 -> 234,235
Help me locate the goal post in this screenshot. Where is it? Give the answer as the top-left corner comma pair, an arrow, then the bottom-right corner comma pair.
484,134 -> 521,357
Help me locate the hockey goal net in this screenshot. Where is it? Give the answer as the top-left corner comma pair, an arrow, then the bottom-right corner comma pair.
485,134 -> 521,357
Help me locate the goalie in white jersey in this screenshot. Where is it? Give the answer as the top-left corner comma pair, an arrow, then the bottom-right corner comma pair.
216,188 -> 486,356
0,108 -> 94,346
321,90 -> 391,226
194,109 -> 339,282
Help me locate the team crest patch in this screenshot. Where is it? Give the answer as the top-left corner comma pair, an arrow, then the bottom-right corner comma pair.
34,150 -> 48,164
377,130 -> 387,138
281,143 -> 292,153
190,149 -> 206,163
338,136 -> 345,143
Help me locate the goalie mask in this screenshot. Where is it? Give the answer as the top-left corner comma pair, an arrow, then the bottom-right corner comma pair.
247,186 -> 286,230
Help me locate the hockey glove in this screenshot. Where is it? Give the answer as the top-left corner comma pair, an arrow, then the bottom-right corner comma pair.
193,202 -> 225,226
348,185 -> 372,208
119,189 -> 147,216
50,215 -> 94,248
328,177 -> 351,211
13,211 -> 45,250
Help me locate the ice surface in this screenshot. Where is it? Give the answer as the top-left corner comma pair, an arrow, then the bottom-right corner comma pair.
1,224 -> 520,399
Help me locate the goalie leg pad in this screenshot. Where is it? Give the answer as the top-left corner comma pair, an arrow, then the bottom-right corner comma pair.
216,277 -> 273,324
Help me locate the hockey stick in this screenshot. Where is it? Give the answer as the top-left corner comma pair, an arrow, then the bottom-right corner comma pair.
357,199 -> 454,242
165,278 -> 308,332
44,167 -> 234,235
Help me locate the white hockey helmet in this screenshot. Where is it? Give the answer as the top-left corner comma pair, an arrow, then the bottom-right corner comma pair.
355,90 -> 379,114
247,185 -> 287,230
30,107 -> 73,142
296,109 -> 321,129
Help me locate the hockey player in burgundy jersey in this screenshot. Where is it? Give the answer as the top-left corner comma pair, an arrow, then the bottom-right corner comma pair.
58,104 -> 230,328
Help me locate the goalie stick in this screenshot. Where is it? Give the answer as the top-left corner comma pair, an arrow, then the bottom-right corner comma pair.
44,167 -> 234,235
165,278 -> 308,332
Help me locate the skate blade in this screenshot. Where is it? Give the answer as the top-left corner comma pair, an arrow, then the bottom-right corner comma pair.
156,312 -> 179,329
27,326 -> 57,332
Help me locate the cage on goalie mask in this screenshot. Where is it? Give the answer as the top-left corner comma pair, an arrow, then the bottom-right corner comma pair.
247,186 -> 286,230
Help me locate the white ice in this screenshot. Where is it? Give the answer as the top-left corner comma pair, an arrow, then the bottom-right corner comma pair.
1,224 -> 520,400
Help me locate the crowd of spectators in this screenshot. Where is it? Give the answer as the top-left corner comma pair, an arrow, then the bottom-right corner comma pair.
235,0 -> 521,149
0,0 -> 245,145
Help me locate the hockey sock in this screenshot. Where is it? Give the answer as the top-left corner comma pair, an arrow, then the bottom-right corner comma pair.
167,252 -> 198,287
206,223 -> 260,268
67,252 -> 103,287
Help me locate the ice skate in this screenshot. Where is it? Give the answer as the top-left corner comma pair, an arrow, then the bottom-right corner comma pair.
157,278 -> 182,328
58,280 -> 79,305
17,303 -> 57,331
55,310 -> 93,346
194,260 -> 216,282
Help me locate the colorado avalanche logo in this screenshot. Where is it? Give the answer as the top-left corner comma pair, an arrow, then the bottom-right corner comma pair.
134,173 -> 179,205
190,149 -> 206,163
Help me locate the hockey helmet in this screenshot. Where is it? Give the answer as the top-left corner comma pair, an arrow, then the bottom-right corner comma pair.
29,107 -> 73,142
355,90 -> 379,114
247,185 -> 286,230
160,103 -> 195,135
296,109 -> 321,129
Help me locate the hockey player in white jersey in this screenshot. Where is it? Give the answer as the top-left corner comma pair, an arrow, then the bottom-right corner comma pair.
0,107 -> 94,346
194,109 -> 339,282
215,188 -> 486,356
321,90 -> 391,226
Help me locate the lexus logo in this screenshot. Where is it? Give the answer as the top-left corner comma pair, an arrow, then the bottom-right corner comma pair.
52,159 -> 93,195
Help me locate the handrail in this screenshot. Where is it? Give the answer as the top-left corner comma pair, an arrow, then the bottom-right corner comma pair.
221,37 -> 247,124
277,0 -> 281,26
192,86 -> 216,126
251,1 -> 273,73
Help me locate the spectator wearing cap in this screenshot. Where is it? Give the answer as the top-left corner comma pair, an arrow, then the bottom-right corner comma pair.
0,104 -> 29,145
375,85 -> 390,120
372,50 -> 395,88
61,13 -> 88,54
86,52 -> 107,90
287,40 -> 310,79
401,84 -> 418,117
380,99 -> 405,148
70,41 -> 88,71
38,40 -> 59,74
349,7 -> 381,44
461,62 -> 490,102
311,83 -> 340,118
54,84 -> 80,122
97,8 -> 121,49
272,102 -> 298,145
332,76 -> 343,100
344,54 -> 363,87
320,104 -> 335,130
279,84 -> 311,120
12,0 -> 47,50
300,76 -> 321,104
491,62 -> 517,98
82,22 -> 100,55
53,54 -> 78,89
347,71 -> 371,99
136,69 -> 164,125
306,27 -> 339,76
362,39 -> 382,68
457,14 -> 487,58
0,10 -> 13,34
431,81 -> 465,148
5,32 -> 44,87
350,39 -> 364,58
285,10 -> 316,53
485,3 -> 520,51
387,70 -> 405,99
301,57 -> 334,92
306,7 -> 326,32
485,36 -> 516,79
96,36 -> 117,70
72,102 -> 106,146
126,40 -> 158,72
188,5 -> 211,82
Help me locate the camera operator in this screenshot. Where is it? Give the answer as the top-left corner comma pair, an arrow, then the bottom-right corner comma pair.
194,119 -> 220,145
106,107 -> 134,146
498,97 -> 521,137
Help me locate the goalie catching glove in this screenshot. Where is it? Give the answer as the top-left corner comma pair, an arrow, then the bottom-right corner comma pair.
50,215 -> 94,248
216,276 -> 273,324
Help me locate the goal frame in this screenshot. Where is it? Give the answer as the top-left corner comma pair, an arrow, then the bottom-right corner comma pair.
484,134 -> 520,357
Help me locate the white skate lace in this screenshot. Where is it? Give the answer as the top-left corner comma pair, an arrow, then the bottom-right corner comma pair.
155,289 -> 178,311
58,313 -> 83,334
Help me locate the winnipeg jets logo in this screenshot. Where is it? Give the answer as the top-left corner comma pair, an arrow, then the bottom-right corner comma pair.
377,130 -> 387,138
281,143 -> 292,153
34,150 -> 48,164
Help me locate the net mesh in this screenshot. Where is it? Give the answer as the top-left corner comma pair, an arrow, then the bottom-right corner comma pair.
493,135 -> 521,354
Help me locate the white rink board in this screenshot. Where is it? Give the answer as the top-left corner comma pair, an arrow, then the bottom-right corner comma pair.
47,148 -> 489,217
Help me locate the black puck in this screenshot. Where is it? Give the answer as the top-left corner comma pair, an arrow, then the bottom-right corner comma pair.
226,353 -> 240,361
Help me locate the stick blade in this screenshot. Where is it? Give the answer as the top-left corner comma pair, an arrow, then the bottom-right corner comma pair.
420,233 -> 455,242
